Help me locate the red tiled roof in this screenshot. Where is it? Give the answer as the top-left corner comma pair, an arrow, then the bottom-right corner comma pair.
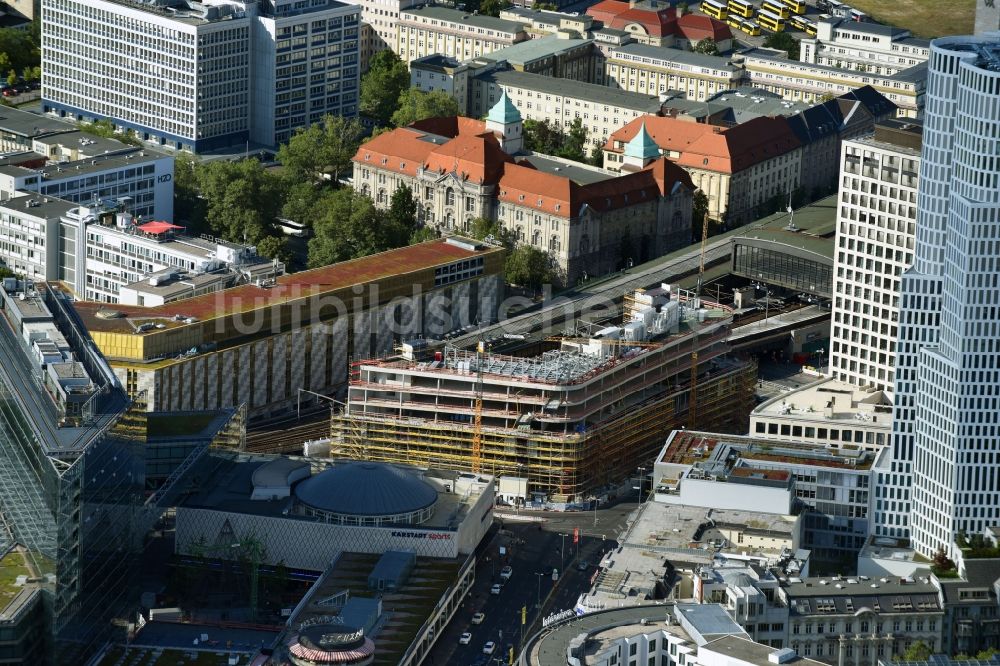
605,115 -> 801,174
497,157 -> 692,218
353,120 -> 511,184
676,13 -> 732,42
588,0 -> 678,37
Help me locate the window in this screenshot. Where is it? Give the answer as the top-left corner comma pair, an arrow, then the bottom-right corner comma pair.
446,188 -> 455,206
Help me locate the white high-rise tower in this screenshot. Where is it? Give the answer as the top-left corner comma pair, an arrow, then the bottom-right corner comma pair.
879,33 -> 1000,556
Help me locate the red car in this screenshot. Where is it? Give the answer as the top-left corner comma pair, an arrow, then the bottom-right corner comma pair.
1,88 -> 16,97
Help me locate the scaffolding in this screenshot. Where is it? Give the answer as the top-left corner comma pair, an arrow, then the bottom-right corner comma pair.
331,357 -> 758,502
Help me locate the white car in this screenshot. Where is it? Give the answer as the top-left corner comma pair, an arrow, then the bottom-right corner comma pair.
472,612 -> 486,625
459,632 -> 472,645
490,583 -> 503,595
500,565 -> 513,581
483,641 -> 497,655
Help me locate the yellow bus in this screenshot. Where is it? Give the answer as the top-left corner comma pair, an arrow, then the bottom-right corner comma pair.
760,0 -> 791,18
756,8 -> 786,30
700,0 -> 728,20
790,15 -> 817,34
740,18 -> 762,35
727,0 -> 755,18
779,0 -> 807,14
727,16 -> 743,29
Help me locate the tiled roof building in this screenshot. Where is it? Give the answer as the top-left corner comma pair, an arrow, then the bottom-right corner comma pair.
352,96 -> 694,285
587,0 -> 732,50
604,114 -> 801,223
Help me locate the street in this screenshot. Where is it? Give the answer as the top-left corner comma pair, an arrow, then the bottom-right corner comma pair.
426,500 -> 640,665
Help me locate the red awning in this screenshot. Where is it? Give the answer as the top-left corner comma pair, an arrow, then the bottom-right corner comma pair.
137,221 -> 182,234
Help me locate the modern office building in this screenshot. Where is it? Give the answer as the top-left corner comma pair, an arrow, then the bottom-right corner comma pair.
877,33 -> 1000,557
41,0 -> 360,152
829,119 -> 921,393
0,278 -> 246,663
799,19 -> 930,77
0,196 -> 278,303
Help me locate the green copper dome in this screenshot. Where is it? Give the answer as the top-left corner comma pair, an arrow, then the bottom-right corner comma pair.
487,90 -> 522,125
624,120 -> 660,160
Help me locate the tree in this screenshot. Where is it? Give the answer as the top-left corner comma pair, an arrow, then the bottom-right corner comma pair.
479,0 -> 512,16
196,158 -> 283,244
391,88 -> 461,128
256,235 -> 292,266
308,189 -> 405,267
388,184 -> 419,241
0,27 -> 39,74
557,118 -> 588,163
694,38 -> 720,55
931,547 -> 957,576
360,50 -> 410,127
677,1 -> 689,13
588,144 -> 605,167
409,226 -> 439,244
532,1 -> 558,8
691,190 -> 710,242
5,69 -> 14,86
469,216 -> 512,248
901,640 -> 932,662
523,118 -> 563,154
173,152 -> 207,233
763,32 -> 800,59
277,115 -> 365,184
505,245 -> 552,291
0,264 -> 15,280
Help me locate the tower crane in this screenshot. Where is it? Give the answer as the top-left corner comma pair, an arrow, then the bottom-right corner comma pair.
688,210 -> 710,427
472,337 -> 484,474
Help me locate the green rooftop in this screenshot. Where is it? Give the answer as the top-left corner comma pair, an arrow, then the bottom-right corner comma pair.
734,195 -> 838,259
0,550 -> 32,612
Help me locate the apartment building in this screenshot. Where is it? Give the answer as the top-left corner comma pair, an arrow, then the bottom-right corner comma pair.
353,96 -> 694,284
800,18 -> 930,77
739,48 -> 926,118
480,34 -> 595,80
469,69 -> 662,148
829,120 -> 920,394
344,0 -> 422,71
499,6 -> 595,39
41,0 -> 360,152
395,6 -> 528,63
0,197 -> 278,303
600,43 -> 745,101
604,114 -> 802,224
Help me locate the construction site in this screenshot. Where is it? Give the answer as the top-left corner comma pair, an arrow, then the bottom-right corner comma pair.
330,285 -> 757,502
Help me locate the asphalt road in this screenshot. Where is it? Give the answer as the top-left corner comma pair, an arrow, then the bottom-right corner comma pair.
427,501 -> 640,666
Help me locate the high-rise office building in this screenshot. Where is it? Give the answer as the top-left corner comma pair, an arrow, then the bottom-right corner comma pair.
41,0 -> 359,152
876,33 -> 1000,556
829,119 -> 921,393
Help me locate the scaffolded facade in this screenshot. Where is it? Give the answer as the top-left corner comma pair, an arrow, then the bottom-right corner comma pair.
332,296 -> 757,501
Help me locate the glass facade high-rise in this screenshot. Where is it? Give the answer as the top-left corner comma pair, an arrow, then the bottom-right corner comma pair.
41,0 -> 360,152
0,283 -> 246,663
877,33 -> 1000,556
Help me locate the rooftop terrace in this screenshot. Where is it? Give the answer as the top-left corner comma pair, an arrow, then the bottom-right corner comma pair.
659,430 -> 875,470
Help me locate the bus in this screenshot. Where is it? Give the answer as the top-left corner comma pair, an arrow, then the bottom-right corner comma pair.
756,8 -> 786,30
727,0 -> 755,18
760,0 -> 791,18
790,15 -> 817,34
849,7 -> 868,21
740,18 -> 762,35
779,0 -> 807,14
700,0 -> 728,20
727,16 -> 743,30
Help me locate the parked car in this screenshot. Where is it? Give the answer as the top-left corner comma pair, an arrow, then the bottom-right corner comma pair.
2,88 -> 17,97
27,80 -> 40,91
490,583 -> 503,595
483,641 -> 497,655
578,560 -> 589,572
500,565 -> 513,581
471,612 -> 485,625
459,632 -> 472,645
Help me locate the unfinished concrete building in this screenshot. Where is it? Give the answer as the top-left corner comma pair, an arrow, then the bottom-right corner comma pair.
331,287 -> 757,502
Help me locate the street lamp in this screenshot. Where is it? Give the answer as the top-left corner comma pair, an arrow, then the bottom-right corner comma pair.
559,533 -> 568,574
534,571 -> 545,609
636,466 -> 647,504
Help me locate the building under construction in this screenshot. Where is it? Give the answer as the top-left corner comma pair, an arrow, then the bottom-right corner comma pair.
331,286 -> 757,502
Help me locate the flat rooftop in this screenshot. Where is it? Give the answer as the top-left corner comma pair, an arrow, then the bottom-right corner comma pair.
732,194 -> 838,258
482,34 -> 592,63
482,69 -> 663,112
98,0 -> 250,26
702,635 -> 827,666
39,146 -> 166,180
0,107 -> 76,139
660,430 -> 875,470
1,193 -> 77,220
611,42 -> 742,72
400,4 -> 526,32
517,152 -> 619,185
73,237 -> 500,334
752,377 -> 893,426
